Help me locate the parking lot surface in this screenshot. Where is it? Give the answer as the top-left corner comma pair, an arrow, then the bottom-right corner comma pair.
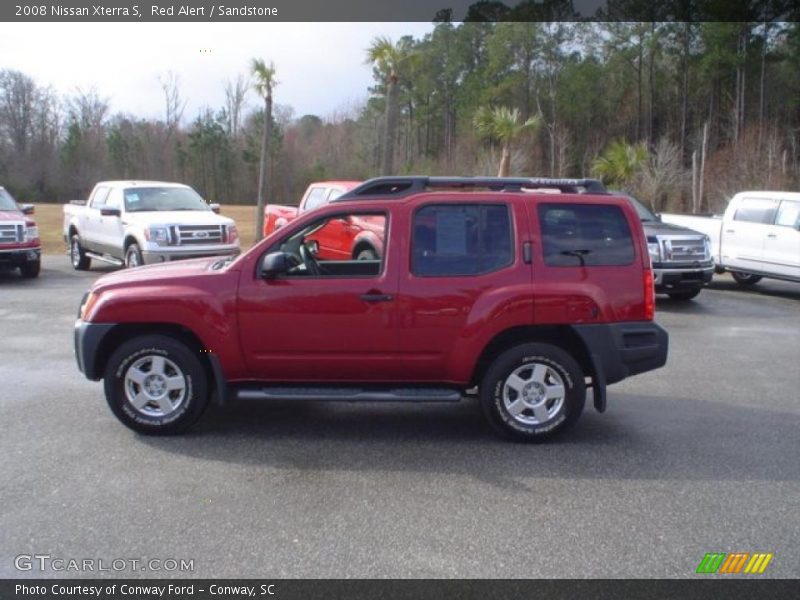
1,256 -> 799,578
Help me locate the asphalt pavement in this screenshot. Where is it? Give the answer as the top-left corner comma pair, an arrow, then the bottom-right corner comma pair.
1,256 -> 798,578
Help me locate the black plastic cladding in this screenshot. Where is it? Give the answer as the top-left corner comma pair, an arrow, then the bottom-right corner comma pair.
334,177 -> 608,201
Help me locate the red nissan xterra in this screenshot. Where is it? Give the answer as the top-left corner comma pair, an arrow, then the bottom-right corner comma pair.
75,177 -> 668,441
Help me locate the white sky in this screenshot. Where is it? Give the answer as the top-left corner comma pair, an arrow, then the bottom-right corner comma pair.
0,22 -> 433,123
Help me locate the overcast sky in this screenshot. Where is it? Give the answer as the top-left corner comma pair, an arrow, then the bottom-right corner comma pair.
0,22 -> 434,123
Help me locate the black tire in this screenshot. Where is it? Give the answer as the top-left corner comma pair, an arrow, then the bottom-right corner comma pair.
103,335 -> 209,435
667,288 -> 701,301
19,260 -> 41,278
356,247 -> 378,260
125,243 -> 143,268
70,234 -> 90,270
480,343 -> 586,442
731,271 -> 762,286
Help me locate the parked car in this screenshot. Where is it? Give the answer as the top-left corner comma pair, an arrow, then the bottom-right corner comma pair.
613,192 -> 714,300
263,181 -> 384,260
74,176 -> 668,441
63,181 -> 240,270
662,191 -> 800,285
0,186 -> 41,278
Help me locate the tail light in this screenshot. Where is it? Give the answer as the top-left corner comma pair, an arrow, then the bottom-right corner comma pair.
643,269 -> 655,320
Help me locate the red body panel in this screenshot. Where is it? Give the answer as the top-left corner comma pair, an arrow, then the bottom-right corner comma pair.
85,190 -> 652,386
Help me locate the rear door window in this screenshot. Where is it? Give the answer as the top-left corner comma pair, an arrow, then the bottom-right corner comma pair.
412,204 -> 513,276
538,203 -> 635,267
733,198 -> 780,224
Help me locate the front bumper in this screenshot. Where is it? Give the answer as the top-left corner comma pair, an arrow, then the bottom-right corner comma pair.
653,264 -> 714,292
0,246 -> 41,267
141,246 -> 240,265
74,320 -> 116,380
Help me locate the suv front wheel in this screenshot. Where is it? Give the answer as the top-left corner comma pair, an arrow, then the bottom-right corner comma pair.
480,343 -> 586,441
103,335 -> 209,434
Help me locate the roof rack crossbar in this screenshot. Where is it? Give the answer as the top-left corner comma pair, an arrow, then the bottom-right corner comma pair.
334,176 -> 606,201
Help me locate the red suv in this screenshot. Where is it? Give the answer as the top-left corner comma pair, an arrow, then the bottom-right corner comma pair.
74,177 -> 668,441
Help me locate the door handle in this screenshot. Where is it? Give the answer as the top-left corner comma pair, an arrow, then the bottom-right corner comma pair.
767,234 -> 778,239
361,293 -> 393,303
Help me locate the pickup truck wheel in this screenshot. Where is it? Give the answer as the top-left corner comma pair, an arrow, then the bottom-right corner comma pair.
124,243 -> 143,268
103,335 -> 209,435
731,271 -> 762,286
480,343 -> 585,442
667,289 -> 701,301
20,260 -> 41,278
70,235 -> 91,270
356,247 -> 378,260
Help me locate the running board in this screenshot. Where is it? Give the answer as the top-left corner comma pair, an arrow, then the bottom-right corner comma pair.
236,386 -> 463,403
85,252 -> 124,266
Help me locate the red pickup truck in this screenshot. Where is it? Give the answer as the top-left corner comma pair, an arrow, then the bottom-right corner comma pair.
0,186 -> 41,278
263,181 -> 385,260
75,177 -> 668,441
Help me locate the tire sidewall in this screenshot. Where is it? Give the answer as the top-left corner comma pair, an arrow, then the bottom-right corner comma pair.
125,244 -> 142,268
104,336 -> 208,434
481,343 -> 585,441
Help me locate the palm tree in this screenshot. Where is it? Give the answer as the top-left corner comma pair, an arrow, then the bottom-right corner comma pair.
251,58 -> 277,242
591,140 -> 649,188
473,106 -> 541,177
366,36 -> 407,176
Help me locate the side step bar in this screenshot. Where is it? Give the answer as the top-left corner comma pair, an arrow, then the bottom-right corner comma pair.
236,387 -> 463,403
85,252 -> 124,266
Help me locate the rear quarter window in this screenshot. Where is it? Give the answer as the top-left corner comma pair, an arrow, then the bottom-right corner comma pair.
538,203 -> 635,267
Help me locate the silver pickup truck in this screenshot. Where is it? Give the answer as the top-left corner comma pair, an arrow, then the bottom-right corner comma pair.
63,181 -> 240,270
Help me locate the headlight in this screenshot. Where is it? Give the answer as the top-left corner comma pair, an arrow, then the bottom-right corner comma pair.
647,242 -> 661,263
704,236 -> 712,259
24,225 -> 39,241
79,292 -> 99,320
226,225 -> 239,244
146,226 -> 170,245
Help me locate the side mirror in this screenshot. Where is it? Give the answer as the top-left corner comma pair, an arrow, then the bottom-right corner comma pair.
19,204 -> 35,215
100,207 -> 121,217
654,213 -> 663,222
261,252 -> 290,279
209,203 -> 221,214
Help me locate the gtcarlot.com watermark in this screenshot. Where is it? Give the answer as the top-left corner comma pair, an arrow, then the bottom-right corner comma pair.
14,554 -> 194,573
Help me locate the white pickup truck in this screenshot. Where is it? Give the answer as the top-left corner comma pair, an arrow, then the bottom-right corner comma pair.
63,181 -> 240,270
662,191 -> 800,285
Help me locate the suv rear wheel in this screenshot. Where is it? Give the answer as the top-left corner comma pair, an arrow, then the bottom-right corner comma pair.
103,335 -> 209,434
480,343 -> 585,441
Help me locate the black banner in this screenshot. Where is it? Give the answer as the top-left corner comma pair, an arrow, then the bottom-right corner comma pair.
2,0 -> 799,23
2,580 -> 800,600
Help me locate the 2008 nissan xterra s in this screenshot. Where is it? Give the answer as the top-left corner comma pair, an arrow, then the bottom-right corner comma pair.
74,177 -> 668,441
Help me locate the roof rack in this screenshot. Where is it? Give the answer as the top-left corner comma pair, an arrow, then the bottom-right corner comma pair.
334,176 -> 607,201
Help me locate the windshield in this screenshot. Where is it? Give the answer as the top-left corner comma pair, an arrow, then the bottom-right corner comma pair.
0,188 -> 19,212
124,186 -> 211,212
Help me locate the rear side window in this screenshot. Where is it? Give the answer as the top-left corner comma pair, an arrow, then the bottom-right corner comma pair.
733,198 -> 779,224
412,204 -> 513,276
539,203 -> 635,267
303,187 -> 328,212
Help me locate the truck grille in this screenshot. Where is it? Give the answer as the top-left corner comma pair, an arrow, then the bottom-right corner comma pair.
173,225 -> 224,246
661,237 -> 708,262
0,224 -> 22,244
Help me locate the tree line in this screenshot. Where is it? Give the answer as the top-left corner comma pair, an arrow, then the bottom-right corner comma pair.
1,20 -> 799,216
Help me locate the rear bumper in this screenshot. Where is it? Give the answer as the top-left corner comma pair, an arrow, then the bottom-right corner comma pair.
0,246 -> 41,266
573,321 -> 668,386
